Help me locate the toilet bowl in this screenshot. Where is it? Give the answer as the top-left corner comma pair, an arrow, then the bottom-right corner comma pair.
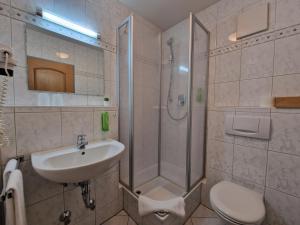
210,181 -> 266,225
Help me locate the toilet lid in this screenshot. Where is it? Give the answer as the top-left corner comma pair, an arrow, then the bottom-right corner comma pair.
210,181 -> 265,224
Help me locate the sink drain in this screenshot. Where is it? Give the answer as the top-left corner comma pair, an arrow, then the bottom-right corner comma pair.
135,190 -> 142,195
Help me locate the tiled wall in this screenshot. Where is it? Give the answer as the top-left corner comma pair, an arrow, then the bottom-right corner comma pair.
0,0 -> 131,225
194,0 -> 300,225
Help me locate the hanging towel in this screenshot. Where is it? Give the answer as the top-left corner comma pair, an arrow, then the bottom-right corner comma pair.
1,159 -> 17,198
138,195 -> 185,218
5,169 -> 27,225
101,112 -> 110,132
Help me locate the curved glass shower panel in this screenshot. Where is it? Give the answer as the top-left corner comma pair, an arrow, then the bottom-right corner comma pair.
160,19 -> 190,190
189,15 -> 209,187
118,18 -> 132,188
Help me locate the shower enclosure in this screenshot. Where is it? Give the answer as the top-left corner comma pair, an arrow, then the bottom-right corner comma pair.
118,13 -> 209,197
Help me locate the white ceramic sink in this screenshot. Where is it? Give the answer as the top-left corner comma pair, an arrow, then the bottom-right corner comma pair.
31,139 -> 125,183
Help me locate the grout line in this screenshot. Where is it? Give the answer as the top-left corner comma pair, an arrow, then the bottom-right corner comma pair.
266,186 -> 300,199
267,149 -> 300,158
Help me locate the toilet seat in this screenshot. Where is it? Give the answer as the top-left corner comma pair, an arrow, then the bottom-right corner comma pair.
213,206 -> 243,225
210,181 -> 265,224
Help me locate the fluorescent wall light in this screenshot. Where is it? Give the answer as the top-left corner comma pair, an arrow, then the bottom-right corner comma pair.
41,10 -> 99,39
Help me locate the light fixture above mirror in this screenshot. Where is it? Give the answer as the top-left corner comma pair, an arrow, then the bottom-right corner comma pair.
37,9 -> 100,39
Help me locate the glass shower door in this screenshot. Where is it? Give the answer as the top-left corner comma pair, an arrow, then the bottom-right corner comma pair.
187,13 -> 209,190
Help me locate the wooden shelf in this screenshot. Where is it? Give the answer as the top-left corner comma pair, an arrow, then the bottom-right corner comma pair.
273,96 -> 300,108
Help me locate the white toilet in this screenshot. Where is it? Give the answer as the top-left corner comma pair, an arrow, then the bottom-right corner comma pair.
210,181 -> 266,225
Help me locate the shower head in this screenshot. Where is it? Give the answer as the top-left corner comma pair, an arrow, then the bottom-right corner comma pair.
167,38 -> 174,63
167,37 -> 173,46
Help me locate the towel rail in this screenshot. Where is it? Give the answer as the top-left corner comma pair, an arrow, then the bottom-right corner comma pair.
1,155 -> 24,201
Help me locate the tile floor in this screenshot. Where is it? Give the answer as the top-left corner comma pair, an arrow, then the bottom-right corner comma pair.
102,204 -> 223,225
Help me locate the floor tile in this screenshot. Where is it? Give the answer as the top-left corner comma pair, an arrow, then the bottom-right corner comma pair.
192,205 -> 217,218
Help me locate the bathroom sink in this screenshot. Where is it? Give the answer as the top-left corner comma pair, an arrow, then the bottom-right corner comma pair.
31,139 -> 125,183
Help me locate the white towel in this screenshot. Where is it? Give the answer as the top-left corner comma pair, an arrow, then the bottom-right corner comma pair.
138,195 -> 185,218
1,159 -> 17,198
5,169 -> 27,225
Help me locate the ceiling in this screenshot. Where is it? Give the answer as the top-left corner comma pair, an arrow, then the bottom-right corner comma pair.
118,0 -> 220,30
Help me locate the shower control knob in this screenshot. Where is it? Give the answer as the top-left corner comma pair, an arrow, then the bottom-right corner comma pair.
178,94 -> 186,106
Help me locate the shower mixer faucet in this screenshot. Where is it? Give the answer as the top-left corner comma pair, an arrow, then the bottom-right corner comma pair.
178,94 -> 186,106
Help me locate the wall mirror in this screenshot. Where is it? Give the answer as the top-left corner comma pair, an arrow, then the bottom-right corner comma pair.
25,27 -> 105,96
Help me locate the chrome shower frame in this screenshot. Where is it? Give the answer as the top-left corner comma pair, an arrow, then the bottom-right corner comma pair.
117,13 -> 210,193
117,15 -> 134,190
186,13 -> 210,192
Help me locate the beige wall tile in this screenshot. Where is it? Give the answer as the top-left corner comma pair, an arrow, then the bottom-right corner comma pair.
232,176 -> 265,194
207,110 -> 235,143
0,112 -> 16,164
269,113 -> 300,156
15,112 -> 62,155
274,34 -> 300,76
233,145 -> 267,185
96,194 -> 123,224
267,151 -> 300,197
276,0 -> 300,29
215,50 -> 241,83
207,139 -> 234,173
272,74 -> 300,97
265,188 -> 300,225
11,19 -> 26,67
1,141 -> 17,165
217,0 -> 243,20
214,81 -> 239,107
61,111 -> 93,146
196,4 -> 218,30
241,41 -> 274,80
0,14 -> 11,48
26,194 -> 64,225
239,77 -> 272,107
21,160 -> 62,206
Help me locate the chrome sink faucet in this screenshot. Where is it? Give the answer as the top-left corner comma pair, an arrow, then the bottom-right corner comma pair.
77,135 -> 88,150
